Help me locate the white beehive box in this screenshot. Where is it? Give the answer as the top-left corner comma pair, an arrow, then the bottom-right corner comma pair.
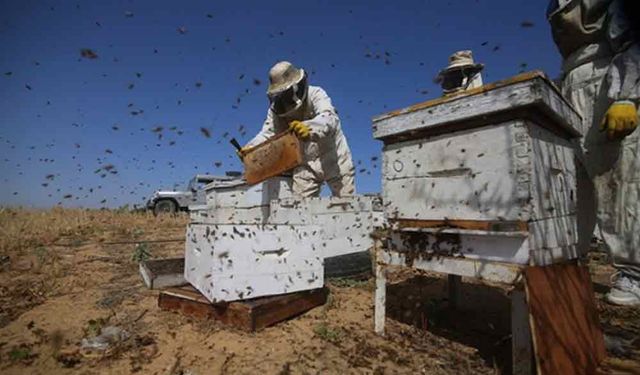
190,177 -> 292,224
372,72 -> 583,265
184,224 -> 323,303
269,195 -> 384,259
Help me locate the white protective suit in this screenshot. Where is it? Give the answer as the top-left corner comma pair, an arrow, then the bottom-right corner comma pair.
548,0 -> 640,277
246,85 -> 356,197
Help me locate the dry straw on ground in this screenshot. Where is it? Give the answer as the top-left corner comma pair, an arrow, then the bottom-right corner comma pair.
0,207 -> 187,256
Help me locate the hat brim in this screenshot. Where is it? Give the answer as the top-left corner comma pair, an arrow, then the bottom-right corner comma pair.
267,69 -> 305,96
434,63 -> 484,83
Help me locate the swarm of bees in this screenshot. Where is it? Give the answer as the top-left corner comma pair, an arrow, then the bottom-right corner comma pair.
3,5 -> 542,208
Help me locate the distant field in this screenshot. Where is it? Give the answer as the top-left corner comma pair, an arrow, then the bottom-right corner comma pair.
0,207 -> 187,256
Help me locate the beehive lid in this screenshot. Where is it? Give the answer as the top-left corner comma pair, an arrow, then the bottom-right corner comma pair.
372,71 -> 582,142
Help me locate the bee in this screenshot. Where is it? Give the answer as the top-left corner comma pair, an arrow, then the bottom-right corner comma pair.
80,48 -> 98,59
200,127 -> 211,138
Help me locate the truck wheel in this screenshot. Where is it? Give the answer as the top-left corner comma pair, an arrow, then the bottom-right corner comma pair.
153,199 -> 177,216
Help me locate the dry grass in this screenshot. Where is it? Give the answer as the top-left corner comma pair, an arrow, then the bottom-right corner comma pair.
0,208 -> 188,333
0,207 -> 187,256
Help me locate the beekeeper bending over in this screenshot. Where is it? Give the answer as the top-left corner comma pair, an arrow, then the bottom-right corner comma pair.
240,61 -> 356,198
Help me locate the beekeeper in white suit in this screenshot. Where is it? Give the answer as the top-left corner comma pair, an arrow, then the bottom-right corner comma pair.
240,61 -> 355,197
435,50 -> 484,95
548,0 -> 640,305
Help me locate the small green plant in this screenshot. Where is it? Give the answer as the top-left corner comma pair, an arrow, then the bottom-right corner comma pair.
131,243 -> 150,263
313,323 -> 343,344
8,345 -> 34,363
132,228 -> 144,238
84,317 -> 109,338
322,293 -> 335,313
33,246 -> 48,265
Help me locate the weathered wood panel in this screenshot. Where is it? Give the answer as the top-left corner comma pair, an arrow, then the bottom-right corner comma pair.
524,263 -> 605,375
382,121 -> 533,222
390,219 -> 528,232
205,177 -> 292,208
381,120 -> 578,224
528,215 -> 578,265
270,195 -> 381,224
243,131 -> 302,185
528,122 -> 577,220
269,196 -> 384,258
184,224 -> 324,303
530,245 -> 579,267
250,287 -> 329,330
378,249 -> 524,284
372,71 -> 581,141
159,285 -> 251,328
375,72 -> 582,266
386,215 -> 577,266
388,229 -> 531,264
158,285 -> 328,332
196,177 -> 292,225
190,206 -> 270,225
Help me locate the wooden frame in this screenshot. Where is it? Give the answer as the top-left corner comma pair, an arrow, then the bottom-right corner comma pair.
242,130 -> 302,185
375,242 -> 532,374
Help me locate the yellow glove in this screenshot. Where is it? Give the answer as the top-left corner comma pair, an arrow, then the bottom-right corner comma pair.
600,101 -> 638,140
288,120 -> 311,140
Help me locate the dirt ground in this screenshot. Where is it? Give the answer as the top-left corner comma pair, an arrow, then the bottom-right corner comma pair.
0,208 -> 638,374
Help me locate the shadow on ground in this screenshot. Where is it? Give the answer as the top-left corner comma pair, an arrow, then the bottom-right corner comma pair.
386,274 -> 514,373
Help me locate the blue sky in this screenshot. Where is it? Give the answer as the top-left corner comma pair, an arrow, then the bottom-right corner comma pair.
0,0 -> 561,208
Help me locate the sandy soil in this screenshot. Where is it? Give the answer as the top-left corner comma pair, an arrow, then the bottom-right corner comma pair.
0,209 -> 638,374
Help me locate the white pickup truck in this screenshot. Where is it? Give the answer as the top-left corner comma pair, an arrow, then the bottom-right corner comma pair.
146,173 -> 240,215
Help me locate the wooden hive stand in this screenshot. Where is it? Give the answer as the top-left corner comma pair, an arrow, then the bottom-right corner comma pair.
158,285 -> 329,332
373,240 -> 605,375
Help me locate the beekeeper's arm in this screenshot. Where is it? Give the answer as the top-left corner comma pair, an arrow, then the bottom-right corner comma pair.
289,87 -> 340,142
601,0 -> 640,139
243,109 -> 277,152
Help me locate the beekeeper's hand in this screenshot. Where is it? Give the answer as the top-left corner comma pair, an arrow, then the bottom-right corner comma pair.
289,120 -> 311,140
600,101 -> 638,140
236,146 -> 250,159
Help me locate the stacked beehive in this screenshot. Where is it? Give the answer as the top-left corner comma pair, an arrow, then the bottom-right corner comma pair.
372,72 -> 583,266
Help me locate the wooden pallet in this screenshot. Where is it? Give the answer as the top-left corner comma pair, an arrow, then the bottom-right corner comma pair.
158,285 -> 328,332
